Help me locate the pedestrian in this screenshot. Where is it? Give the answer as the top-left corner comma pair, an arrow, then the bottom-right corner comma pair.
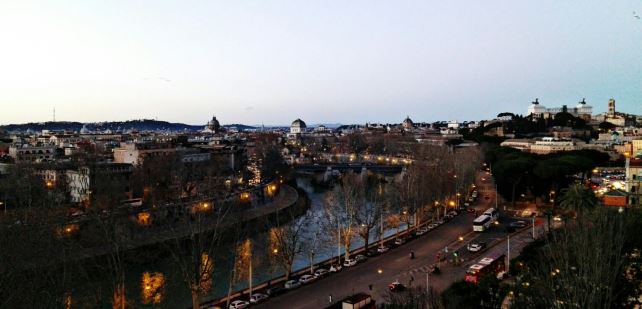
369,284 -> 373,291
328,294 -> 332,303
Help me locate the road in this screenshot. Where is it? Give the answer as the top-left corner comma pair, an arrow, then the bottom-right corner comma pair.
254,171 -> 516,309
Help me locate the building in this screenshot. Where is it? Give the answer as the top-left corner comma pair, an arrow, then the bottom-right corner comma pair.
202,116 -> 221,134
527,98 -> 593,120
290,118 -> 307,135
593,98 -> 637,127
530,137 -> 578,154
402,116 -> 414,131
112,142 -> 178,166
631,139 -> 642,157
625,157 -> 642,206
66,163 -> 133,203
8,144 -> 58,162
499,139 -> 533,152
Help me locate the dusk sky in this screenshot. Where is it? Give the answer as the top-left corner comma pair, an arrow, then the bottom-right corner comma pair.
1,1 -> 641,126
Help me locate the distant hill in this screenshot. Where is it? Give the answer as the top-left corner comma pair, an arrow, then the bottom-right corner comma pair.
0,119 -> 256,133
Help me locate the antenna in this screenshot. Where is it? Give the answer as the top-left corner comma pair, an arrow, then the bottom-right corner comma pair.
53,108 -> 56,122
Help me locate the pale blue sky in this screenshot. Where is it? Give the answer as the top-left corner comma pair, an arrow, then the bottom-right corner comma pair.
1,1 -> 641,125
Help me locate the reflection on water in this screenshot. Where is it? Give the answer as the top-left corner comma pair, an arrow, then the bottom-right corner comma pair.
113,284 -> 126,309
141,272 -> 165,305
63,292 -> 72,309
199,253 -> 214,293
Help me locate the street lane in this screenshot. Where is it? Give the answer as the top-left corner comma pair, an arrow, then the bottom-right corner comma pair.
255,171 -> 498,309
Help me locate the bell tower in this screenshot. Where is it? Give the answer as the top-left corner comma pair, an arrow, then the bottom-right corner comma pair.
607,98 -> 616,117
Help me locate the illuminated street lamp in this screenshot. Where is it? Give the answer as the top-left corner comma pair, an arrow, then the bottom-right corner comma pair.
377,269 -> 383,274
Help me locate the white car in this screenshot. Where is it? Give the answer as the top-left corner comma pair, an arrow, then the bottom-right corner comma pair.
249,293 -> 268,304
394,238 -> 406,245
314,268 -> 329,278
329,264 -> 342,272
285,279 -> 301,289
448,211 -> 458,217
377,246 -> 389,253
467,242 -> 486,252
553,215 -> 562,222
299,274 -> 316,284
343,258 -> 357,267
436,219 -> 445,225
229,300 -> 249,309
428,223 -> 438,229
416,227 -> 429,235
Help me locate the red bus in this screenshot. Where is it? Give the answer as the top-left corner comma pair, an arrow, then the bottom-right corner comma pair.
464,252 -> 506,284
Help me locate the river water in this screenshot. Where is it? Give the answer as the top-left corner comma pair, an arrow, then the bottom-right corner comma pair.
71,175 -> 408,308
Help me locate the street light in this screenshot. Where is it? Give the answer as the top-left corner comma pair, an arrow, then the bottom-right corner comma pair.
377,269 -> 383,274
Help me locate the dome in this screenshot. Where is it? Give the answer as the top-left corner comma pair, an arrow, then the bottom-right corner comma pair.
291,118 -> 307,128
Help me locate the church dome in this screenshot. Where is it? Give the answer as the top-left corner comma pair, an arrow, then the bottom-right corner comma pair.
291,118 -> 307,128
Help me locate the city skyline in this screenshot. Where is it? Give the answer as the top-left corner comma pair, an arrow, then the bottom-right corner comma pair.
1,1 -> 642,125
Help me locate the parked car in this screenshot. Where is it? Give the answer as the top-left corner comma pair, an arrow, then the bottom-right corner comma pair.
314,268 -> 329,278
377,246 -> 390,253
285,280 -> 301,289
299,274 -> 316,284
388,281 -> 407,292
466,208 -> 476,214
265,285 -> 286,297
394,238 -> 406,245
354,254 -> 367,263
365,249 -> 380,257
510,220 -> 527,228
249,293 -> 268,304
448,211 -> 458,216
229,300 -> 249,309
416,227 -> 429,235
436,219 -> 445,225
329,264 -> 343,272
343,258 -> 357,267
496,271 -> 507,280
428,223 -> 438,229
467,242 -> 486,252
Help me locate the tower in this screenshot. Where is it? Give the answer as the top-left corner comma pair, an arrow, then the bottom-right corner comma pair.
608,98 -> 616,117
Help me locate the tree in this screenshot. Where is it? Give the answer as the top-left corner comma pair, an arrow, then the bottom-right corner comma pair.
558,183 -> 597,216
354,177 -> 385,252
324,173 -> 362,261
346,133 -> 368,154
511,207 -> 628,308
493,152 -> 534,206
267,208 -> 308,280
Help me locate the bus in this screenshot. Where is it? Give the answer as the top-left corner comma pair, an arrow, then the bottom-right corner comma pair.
464,252 -> 506,284
484,208 -> 498,222
473,215 -> 491,232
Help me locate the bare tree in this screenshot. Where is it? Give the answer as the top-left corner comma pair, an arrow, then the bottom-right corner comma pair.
267,208 -> 308,281
324,173 -> 362,260
354,178 -> 385,252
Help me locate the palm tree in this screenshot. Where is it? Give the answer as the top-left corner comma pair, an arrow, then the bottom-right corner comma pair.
558,183 -> 598,217
543,208 -> 553,232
